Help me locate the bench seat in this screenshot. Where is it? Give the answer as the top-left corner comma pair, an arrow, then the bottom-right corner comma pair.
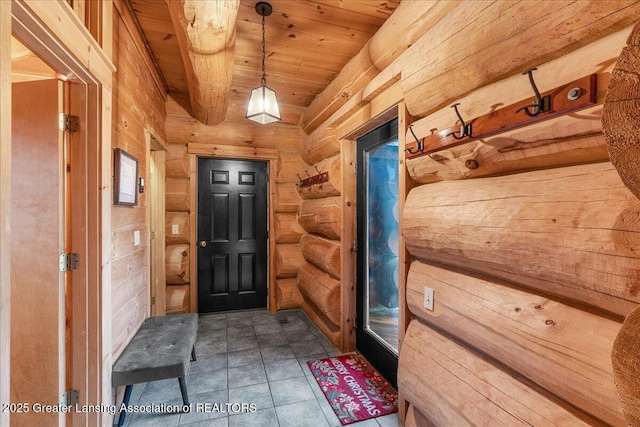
112,313 -> 198,426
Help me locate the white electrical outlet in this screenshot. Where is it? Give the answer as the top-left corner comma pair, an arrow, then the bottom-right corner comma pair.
134,230 -> 141,246
424,287 -> 434,311
172,224 -> 179,235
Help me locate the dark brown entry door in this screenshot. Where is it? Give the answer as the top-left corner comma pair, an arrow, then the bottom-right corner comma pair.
197,158 -> 268,313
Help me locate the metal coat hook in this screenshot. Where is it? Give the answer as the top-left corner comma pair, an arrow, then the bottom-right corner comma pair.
305,170 -> 311,178
515,68 -> 551,117
405,125 -> 424,154
446,103 -> 472,140
314,165 -> 321,174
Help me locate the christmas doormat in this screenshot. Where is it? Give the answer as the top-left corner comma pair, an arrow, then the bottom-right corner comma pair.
307,354 -> 397,425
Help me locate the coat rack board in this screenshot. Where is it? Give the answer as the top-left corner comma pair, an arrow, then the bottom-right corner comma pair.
405,73 -> 598,160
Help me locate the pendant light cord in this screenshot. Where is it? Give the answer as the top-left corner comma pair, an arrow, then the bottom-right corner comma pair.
261,11 -> 267,86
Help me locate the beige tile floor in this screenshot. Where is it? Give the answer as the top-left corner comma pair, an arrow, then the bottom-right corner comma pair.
122,309 -> 399,427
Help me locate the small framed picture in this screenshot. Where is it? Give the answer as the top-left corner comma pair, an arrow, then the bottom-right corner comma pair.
114,148 -> 138,206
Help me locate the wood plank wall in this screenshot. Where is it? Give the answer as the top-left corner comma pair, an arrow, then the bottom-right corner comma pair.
111,2 -> 167,361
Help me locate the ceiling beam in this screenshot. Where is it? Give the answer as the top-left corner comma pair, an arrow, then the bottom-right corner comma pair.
167,0 -> 239,126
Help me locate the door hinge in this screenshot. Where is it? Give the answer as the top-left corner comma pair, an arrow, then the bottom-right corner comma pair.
353,314 -> 357,329
151,296 -> 156,306
62,389 -> 79,406
150,231 -> 155,240
351,240 -> 357,253
59,253 -> 80,271
59,114 -> 80,133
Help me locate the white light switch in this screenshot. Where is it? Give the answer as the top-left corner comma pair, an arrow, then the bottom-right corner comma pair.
172,224 -> 179,235
134,230 -> 141,246
424,287 -> 434,311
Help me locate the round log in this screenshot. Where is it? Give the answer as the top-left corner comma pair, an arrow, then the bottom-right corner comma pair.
276,151 -> 307,184
275,213 -> 304,244
603,22 -> 640,200
300,234 -> 341,279
405,404 -> 435,427
407,107 -> 608,184
403,162 -> 640,317
407,260 -> 624,427
301,299 -> 341,349
166,143 -> 189,178
275,244 -> 304,279
275,278 -> 303,311
166,178 -> 189,212
298,196 -> 341,241
612,304 -> 640,427
300,127 -> 339,166
296,155 -> 342,200
165,244 -> 189,284
400,321 -> 594,426
166,0 -> 238,126
165,211 -> 189,245
166,284 -> 190,314
401,2 -> 640,118
297,262 -> 340,326
275,183 -> 300,213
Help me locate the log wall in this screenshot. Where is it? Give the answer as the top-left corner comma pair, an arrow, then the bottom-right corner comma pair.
276,278 -> 304,311
295,128 -> 348,348
163,143 -> 191,314
406,261 -> 624,426
399,321 -> 596,427
111,3 -> 167,360
397,22 -> 639,427
289,1 -> 640,422
297,196 -> 342,241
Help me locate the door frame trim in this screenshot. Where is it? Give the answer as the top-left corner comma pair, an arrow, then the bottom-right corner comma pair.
188,144 -> 278,313
148,132 -> 167,316
4,1 -> 114,424
355,117 -> 400,388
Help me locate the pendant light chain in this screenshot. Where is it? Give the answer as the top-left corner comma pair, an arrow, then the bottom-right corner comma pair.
246,2 -> 280,124
261,11 -> 266,86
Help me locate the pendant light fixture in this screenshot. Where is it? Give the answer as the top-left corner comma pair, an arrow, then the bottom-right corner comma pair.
246,1 -> 281,124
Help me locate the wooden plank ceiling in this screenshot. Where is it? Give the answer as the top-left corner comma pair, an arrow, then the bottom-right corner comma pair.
128,0 -> 399,126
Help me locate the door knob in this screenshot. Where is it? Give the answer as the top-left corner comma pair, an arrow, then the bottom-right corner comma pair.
199,240 -> 207,248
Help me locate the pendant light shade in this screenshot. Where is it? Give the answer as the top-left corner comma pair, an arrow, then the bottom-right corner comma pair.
247,2 -> 281,124
247,84 -> 281,124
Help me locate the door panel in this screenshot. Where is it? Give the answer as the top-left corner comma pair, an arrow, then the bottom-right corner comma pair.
356,118 -> 399,388
198,158 -> 268,312
11,79 -> 65,426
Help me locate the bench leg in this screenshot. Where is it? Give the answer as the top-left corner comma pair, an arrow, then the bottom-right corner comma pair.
178,377 -> 190,406
116,385 -> 133,427
191,345 -> 196,361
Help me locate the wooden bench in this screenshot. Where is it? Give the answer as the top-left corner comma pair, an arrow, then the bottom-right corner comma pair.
112,313 -> 198,426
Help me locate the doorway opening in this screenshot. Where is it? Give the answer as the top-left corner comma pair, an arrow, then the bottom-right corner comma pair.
148,134 -> 166,316
7,2 -> 109,421
356,117 -> 399,388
